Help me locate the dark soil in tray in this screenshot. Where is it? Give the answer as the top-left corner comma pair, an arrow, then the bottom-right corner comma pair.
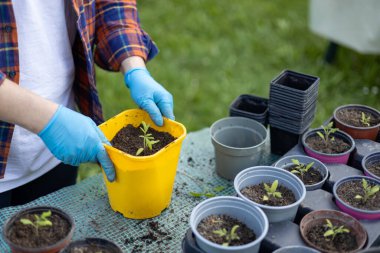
285,165 -> 323,185
7,212 -> 71,248
111,124 -> 176,156
336,180 -> 380,211
197,214 -> 256,246
240,182 -> 296,206
336,108 -> 380,127
367,161 -> 380,177
305,135 -> 351,154
306,221 -> 358,252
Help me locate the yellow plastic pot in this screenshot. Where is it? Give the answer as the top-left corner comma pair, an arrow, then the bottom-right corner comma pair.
99,109 -> 186,219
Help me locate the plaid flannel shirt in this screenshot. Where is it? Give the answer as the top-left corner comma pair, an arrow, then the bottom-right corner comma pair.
0,0 -> 158,178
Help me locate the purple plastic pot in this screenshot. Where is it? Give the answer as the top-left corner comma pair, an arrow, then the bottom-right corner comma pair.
362,152 -> 380,181
333,176 -> 380,220
302,128 -> 355,164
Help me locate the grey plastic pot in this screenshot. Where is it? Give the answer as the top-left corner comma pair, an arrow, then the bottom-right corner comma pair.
274,155 -> 329,191
362,151 -> 380,181
272,245 -> 320,253
211,117 -> 268,180
234,166 -> 306,222
189,196 -> 269,253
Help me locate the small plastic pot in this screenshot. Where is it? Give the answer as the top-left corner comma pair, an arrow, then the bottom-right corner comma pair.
302,128 -> 355,164
2,206 -> 74,253
269,126 -> 303,156
300,210 -> 367,253
229,94 -> 268,127
211,117 -> 268,180
189,196 -> 269,253
333,175 -> 380,220
362,151 -> 380,181
234,166 -> 306,222
61,238 -> 122,253
334,104 -> 380,141
274,155 -> 329,191
272,245 -> 320,253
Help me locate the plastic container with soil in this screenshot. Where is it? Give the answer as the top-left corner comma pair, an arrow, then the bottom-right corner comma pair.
333,104 -> 380,141
333,175 -> 380,220
2,206 -> 74,253
300,210 -> 367,253
234,166 -> 306,222
302,127 -> 355,164
274,154 -> 329,191
189,196 -> 268,253
99,109 -> 187,219
362,151 -> 380,181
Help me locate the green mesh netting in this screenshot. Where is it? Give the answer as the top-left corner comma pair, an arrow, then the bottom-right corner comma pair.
0,128 -> 277,252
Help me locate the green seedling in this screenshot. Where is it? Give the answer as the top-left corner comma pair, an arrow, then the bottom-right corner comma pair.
323,219 -> 350,241
20,210 -> 52,236
290,159 -> 314,180
316,122 -> 338,145
213,225 -> 240,246
354,178 -> 379,203
136,121 -> 160,155
263,180 -> 282,201
189,191 -> 215,198
189,186 -> 225,198
360,112 -> 371,127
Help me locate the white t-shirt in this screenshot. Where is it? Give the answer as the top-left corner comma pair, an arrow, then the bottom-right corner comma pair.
0,0 -> 77,192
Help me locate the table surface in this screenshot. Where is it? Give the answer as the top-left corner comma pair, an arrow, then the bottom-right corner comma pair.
0,128 -> 278,253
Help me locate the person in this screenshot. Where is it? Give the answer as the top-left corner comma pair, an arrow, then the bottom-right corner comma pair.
0,0 -> 174,208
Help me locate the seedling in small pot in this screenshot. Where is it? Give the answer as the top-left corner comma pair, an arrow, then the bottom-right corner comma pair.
360,112 -> 371,127
290,159 -> 314,181
20,210 -> 52,236
213,224 -> 240,246
136,121 -> 160,156
263,180 -> 282,201
354,178 -> 380,203
316,122 -> 337,145
323,218 -> 350,241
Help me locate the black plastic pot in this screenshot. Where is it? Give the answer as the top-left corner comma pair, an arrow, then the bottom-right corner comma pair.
229,94 -> 268,127
270,126 -> 304,155
362,151 -> 380,180
61,238 -> 122,253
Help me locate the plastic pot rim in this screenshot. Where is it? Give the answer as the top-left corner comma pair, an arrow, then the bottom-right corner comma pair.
211,117 -> 268,151
2,206 -> 75,253
61,237 -> 122,253
234,166 -> 307,210
362,151 -> 380,181
333,104 -> 380,130
302,128 -> 355,157
189,196 -> 269,251
274,154 -> 329,189
333,175 -> 380,215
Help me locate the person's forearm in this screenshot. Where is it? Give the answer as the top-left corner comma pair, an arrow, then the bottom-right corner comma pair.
0,79 -> 58,133
120,56 -> 146,75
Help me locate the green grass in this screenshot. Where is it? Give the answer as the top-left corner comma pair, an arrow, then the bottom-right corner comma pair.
78,0 -> 380,180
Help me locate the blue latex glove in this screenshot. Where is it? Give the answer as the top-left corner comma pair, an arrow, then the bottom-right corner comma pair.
124,68 -> 174,126
38,105 -> 115,182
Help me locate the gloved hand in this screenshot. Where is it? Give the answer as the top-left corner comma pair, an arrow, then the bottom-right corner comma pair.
38,105 -> 115,182
124,67 -> 174,126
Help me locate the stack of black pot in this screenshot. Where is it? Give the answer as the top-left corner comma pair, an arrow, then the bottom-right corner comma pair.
268,70 -> 320,155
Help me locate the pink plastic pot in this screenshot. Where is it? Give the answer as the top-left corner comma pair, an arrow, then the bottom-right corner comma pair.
302,128 -> 355,164
333,176 -> 380,220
